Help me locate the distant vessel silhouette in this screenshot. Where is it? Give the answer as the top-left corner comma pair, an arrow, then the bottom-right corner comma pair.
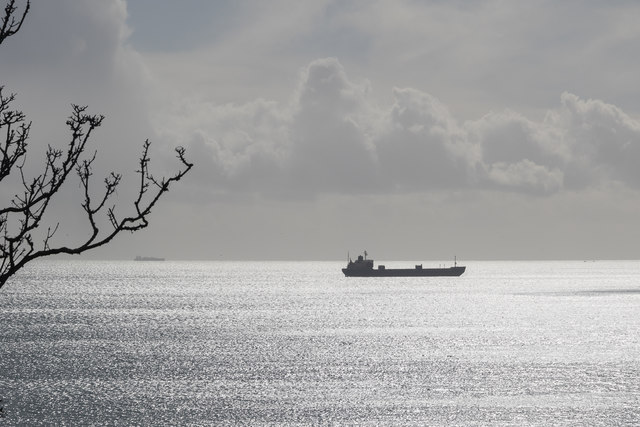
134,256 -> 165,261
342,251 -> 465,277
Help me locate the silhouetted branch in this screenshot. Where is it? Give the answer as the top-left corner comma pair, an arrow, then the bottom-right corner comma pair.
0,1 -> 193,290
0,0 -> 29,44
0,87 -> 30,183
0,103 -> 193,288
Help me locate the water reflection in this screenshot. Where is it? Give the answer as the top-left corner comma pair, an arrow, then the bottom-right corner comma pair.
1,260 -> 639,425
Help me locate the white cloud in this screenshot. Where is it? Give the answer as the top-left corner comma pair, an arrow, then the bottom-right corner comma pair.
555,92 -> 640,188
157,56 -> 640,199
485,160 -> 563,194
376,87 -> 474,191
288,58 -> 379,194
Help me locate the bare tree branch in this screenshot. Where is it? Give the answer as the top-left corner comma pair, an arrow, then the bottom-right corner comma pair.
0,2 -> 194,290
0,87 -> 30,183
0,0 -> 29,45
0,102 -> 193,289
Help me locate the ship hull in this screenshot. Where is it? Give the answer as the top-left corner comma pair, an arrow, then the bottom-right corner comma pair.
342,266 -> 466,277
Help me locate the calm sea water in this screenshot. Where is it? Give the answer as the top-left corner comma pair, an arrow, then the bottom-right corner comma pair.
1,260 -> 639,425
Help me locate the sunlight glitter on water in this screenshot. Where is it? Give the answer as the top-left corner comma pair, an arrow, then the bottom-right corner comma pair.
1,260 -> 639,425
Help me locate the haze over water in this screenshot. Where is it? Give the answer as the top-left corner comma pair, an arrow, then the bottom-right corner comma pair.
1,260 -> 639,425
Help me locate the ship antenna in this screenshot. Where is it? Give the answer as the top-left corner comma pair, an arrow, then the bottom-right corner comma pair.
454,255 -> 457,267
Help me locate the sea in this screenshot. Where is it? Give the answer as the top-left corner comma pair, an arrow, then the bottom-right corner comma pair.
1,260 -> 639,426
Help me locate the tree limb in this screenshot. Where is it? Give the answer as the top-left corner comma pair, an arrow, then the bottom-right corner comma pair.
0,1 -> 193,290
0,0 -> 29,45
0,105 -> 192,288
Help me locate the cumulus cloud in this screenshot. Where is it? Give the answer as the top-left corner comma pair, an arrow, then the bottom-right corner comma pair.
159,58 -> 478,197
485,160 -> 564,194
554,92 -> 640,188
160,57 -> 640,199
13,0 -> 614,201
376,87 -> 475,191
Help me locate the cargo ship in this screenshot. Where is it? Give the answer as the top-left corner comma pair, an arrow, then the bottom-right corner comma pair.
342,251 -> 465,277
134,256 -> 165,261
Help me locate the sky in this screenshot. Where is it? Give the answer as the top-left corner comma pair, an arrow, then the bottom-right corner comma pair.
2,0 -> 640,261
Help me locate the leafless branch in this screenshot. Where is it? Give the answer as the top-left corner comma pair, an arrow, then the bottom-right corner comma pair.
0,1 -> 194,290
0,0 -> 29,45
0,103 -> 193,289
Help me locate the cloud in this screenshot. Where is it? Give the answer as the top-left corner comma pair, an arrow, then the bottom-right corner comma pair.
376,87 -> 475,191
2,0 -> 143,108
555,92 -> 640,189
485,160 -> 563,194
9,2 -> 640,200
288,58 -> 379,194
160,57 -> 640,199
466,110 -> 567,194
